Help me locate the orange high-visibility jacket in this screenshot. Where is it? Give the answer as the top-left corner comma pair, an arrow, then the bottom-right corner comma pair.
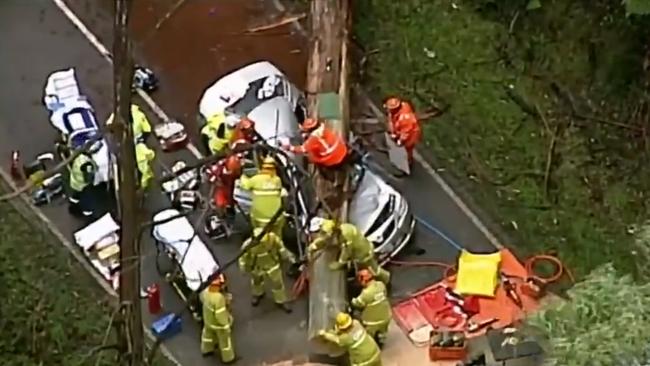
290,126 -> 348,167
389,102 -> 421,148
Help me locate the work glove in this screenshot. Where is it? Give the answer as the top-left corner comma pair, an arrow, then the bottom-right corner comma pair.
396,139 -> 403,147
318,330 -> 327,337
390,133 -> 398,141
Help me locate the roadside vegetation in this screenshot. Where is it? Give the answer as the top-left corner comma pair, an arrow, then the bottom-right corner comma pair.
354,0 -> 650,279
0,199 -> 169,366
354,0 -> 650,362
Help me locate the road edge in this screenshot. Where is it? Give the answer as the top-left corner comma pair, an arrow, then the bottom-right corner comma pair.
271,0 -> 508,250
0,168 -> 182,366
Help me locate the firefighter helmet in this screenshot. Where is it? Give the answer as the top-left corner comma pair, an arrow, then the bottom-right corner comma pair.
335,312 -> 353,331
309,217 -> 325,232
261,156 -> 276,172
384,97 -> 401,111
300,118 -> 320,132
321,219 -> 336,234
357,269 -> 373,284
240,117 -> 254,130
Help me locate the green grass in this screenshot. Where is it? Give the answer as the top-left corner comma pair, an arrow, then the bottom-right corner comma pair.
0,199 -> 171,365
355,0 -> 650,279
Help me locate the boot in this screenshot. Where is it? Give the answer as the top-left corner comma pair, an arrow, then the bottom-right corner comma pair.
276,302 -> 292,314
251,294 -> 264,307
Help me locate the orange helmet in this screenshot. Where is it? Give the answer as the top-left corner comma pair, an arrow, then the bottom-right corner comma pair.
300,118 -> 320,132
240,117 -> 254,130
357,269 -> 373,284
384,97 -> 401,111
224,155 -> 241,174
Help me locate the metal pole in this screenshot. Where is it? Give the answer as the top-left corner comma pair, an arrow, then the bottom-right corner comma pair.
113,0 -> 144,364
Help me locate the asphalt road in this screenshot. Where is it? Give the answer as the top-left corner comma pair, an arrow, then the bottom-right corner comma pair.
0,0 -> 499,365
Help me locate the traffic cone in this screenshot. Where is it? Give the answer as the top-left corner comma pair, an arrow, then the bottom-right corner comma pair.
10,150 -> 23,182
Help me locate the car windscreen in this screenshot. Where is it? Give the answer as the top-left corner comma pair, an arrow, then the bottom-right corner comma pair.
227,74 -> 285,116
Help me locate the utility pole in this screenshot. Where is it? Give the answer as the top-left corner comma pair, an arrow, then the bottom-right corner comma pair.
113,0 -> 144,364
306,0 -> 353,357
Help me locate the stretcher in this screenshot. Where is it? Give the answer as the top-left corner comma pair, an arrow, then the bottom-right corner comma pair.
152,208 -> 221,320
43,68 -> 115,186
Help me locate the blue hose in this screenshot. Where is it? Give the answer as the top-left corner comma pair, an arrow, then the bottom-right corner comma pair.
414,215 -> 465,252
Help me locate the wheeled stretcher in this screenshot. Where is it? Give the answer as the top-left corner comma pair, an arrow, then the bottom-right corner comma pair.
152,208 -> 221,320
43,68 -> 115,186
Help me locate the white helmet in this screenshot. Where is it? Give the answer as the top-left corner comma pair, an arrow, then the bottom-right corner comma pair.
309,217 -> 324,233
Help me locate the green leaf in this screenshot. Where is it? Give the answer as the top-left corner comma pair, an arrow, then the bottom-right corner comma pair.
624,0 -> 650,15
526,0 -> 542,10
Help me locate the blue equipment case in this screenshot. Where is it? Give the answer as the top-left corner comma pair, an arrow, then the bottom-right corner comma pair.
151,313 -> 182,340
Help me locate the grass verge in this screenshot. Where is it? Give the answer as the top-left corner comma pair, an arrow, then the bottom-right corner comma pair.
354,0 -> 650,279
0,196 -> 170,365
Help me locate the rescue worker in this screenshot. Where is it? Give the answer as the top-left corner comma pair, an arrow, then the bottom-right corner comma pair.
200,274 -> 236,364
352,269 -> 392,347
238,156 -> 287,237
307,217 -> 391,284
231,116 -> 258,146
206,154 -> 242,221
107,104 -> 152,143
384,97 -> 421,167
201,112 -> 238,156
135,142 -> 155,190
281,118 -> 348,169
238,227 -> 296,313
318,312 -> 382,366
68,151 -> 97,217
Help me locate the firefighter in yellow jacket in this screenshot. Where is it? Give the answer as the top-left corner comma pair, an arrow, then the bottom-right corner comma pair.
135,142 -> 155,190
352,269 -> 392,346
318,312 -> 382,366
238,156 -> 287,237
307,217 -> 391,284
200,274 -> 235,363
239,227 -> 296,313
107,104 -> 152,143
201,112 -> 238,155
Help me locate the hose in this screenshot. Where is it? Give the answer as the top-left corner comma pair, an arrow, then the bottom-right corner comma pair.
524,254 -> 575,284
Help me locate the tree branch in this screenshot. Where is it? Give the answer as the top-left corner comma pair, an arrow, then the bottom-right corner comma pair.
0,133 -> 104,201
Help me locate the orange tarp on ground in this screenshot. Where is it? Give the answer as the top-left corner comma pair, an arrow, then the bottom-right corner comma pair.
392,249 -> 540,345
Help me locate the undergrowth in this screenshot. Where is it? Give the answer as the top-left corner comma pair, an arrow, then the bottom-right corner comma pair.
0,200 -> 170,365
354,0 -> 650,279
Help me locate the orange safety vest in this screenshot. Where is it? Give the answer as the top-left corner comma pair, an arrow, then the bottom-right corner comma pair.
389,102 -> 421,148
291,126 -> 348,167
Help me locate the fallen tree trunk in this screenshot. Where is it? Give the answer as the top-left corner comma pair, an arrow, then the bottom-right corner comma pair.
306,0 -> 352,357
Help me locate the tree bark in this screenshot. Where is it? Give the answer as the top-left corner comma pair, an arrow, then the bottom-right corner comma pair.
113,0 -> 144,364
306,0 -> 352,357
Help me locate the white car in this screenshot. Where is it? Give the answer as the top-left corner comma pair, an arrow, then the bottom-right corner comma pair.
43,68 -> 114,186
198,61 -> 415,259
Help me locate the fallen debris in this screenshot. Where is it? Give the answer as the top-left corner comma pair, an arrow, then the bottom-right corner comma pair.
246,13 -> 306,33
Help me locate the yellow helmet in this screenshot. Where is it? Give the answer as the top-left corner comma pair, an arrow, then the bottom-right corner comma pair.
321,219 -> 336,234
261,156 -> 276,172
335,312 -> 353,331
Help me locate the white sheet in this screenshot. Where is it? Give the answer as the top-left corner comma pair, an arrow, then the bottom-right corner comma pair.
44,68 -> 82,112
152,209 -> 219,291
74,213 -> 120,251
198,73 -> 249,119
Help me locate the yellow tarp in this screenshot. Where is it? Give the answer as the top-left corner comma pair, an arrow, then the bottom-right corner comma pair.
455,250 -> 502,297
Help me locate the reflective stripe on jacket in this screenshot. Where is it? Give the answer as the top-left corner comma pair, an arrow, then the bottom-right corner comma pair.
351,280 -> 391,327
239,173 -> 283,220
70,153 -> 97,192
